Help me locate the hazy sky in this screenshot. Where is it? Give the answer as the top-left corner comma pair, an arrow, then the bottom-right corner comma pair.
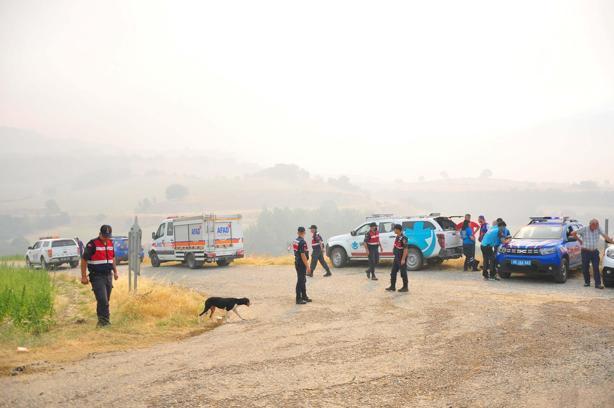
1,0 -> 613,182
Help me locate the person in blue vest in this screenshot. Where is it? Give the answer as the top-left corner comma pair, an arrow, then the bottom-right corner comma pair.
481,221 -> 510,280
460,219 -> 480,271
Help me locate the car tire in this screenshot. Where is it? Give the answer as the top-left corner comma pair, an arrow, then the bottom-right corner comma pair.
553,258 -> 568,283
41,257 -> 50,270
406,248 -> 423,271
602,268 -> 614,288
216,259 -> 230,267
69,261 -> 79,268
499,270 -> 511,279
25,257 -> 32,268
186,253 -> 203,269
330,247 -> 348,268
150,252 -> 161,268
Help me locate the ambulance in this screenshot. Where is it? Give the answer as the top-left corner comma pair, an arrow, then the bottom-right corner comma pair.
149,214 -> 244,269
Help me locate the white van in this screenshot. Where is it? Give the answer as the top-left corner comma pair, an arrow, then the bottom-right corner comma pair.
326,213 -> 463,270
149,214 -> 244,269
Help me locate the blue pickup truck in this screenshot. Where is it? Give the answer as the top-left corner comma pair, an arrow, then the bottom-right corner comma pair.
113,236 -> 144,265
496,217 -> 583,283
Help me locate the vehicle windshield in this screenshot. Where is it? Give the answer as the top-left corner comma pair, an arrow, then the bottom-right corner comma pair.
434,217 -> 456,231
514,225 -> 563,240
52,239 -> 77,247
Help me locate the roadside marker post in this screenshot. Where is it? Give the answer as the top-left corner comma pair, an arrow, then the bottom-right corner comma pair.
128,216 -> 142,293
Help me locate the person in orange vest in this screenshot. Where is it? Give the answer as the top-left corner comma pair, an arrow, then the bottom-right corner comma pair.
80,225 -> 118,327
363,222 -> 382,280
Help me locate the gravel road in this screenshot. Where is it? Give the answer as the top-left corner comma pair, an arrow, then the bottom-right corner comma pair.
2,263 -> 613,407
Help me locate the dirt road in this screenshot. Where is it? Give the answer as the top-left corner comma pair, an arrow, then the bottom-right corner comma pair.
2,263 -> 613,407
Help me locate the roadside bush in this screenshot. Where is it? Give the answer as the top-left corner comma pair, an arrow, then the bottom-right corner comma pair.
0,264 -> 54,333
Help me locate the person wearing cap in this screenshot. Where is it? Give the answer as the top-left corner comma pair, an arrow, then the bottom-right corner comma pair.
363,222 -> 382,280
80,225 -> 118,326
386,224 -> 409,292
292,227 -> 312,304
309,225 -> 332,277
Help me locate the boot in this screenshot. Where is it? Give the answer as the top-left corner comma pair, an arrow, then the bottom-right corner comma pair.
323,271 -> 332,277
371,274 -> 378,281
472,260 -> 480,271
385,286 -> 396,291
398,276 -> 409,292
398,287 -> 409,292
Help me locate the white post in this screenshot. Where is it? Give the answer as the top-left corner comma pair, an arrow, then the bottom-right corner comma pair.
128,216 -> 142,293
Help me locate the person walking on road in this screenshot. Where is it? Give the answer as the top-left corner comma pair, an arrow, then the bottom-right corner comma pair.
309,225 -> 332,277
386,224 -> 409,292
364,222 -> 382,280
293,227 -> 312,304
461,219 -> 479,271
570,219 -> 614,289
80,225 -> 118,327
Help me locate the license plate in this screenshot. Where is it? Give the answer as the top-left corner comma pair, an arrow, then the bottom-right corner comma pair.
511,259 -> 532,266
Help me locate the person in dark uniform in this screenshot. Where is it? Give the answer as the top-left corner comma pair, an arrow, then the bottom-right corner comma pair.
293,227 -> 312,305
386,224 -> 409,292
309,225 -> 332,277
80,225 -> 118,327
363,222 -> 382,280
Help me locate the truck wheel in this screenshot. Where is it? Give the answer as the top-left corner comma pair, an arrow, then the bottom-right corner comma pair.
330,247 -> 348,268
186,253 -> 203,269
25,257 -> 32,268
406,248 -> 423,271
69,261 -> 79,268
150,252 -> 161,267
216,259 -> 230,267
604,269 -> 614,288
41,257 -> 50,270
553,258 -> 568,283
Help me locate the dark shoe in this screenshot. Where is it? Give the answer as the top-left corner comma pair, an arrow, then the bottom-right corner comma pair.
398,287 -> 409,292
385,286 -> 396,291
366,271 -> 371,278
296,299 -> 307,305
303,297 -> 313,302
96,321 -> 110,328
472,261 -> 480,271
307,272 -> 313,277
584,283 -> 590,287
493,276 -> 500,281
483,276 -> 489,281
463,268 -> 468,272
596,285 -> 604,289
371,275 -> 378,281
323,272 -> 332,277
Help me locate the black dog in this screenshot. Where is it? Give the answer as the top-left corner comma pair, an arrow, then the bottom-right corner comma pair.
199,297 -> 250,322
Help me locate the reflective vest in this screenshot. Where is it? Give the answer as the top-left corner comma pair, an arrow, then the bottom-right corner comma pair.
87,238 -> 114,273
365,230 -> 380,245
311,233 -> 323,248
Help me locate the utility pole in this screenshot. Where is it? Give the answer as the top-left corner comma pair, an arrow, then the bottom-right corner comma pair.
128,216 -> 142,293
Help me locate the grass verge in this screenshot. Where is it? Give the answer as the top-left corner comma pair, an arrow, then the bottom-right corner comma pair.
0,266 -> 215,376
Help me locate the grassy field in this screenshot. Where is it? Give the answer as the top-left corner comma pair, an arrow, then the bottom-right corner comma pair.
0,255 -> 23,262
0,264 -> 54,334
0,266 -> 217,376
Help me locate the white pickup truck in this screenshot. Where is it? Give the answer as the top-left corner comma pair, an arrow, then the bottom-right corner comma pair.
25,238 -> 80,269
326,214 -> 463,270
149,214 -> 244,269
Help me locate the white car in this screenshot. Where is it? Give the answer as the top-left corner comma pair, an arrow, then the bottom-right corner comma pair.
603,245 -> 614,288
25,237 -> 80,269
326,213 -> 463,270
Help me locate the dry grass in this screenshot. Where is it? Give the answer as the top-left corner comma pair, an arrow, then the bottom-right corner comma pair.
235,254 -> 296,266
0,273 -> 216,376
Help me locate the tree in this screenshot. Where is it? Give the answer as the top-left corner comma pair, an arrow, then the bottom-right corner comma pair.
44,199 -> 60,213
480,169 -> 493,178
165,184 -> 189,200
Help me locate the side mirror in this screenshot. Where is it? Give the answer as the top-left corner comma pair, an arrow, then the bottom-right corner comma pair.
151,232 -> 156,240
27,246 -> 33,250
350,230 -> 357,236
